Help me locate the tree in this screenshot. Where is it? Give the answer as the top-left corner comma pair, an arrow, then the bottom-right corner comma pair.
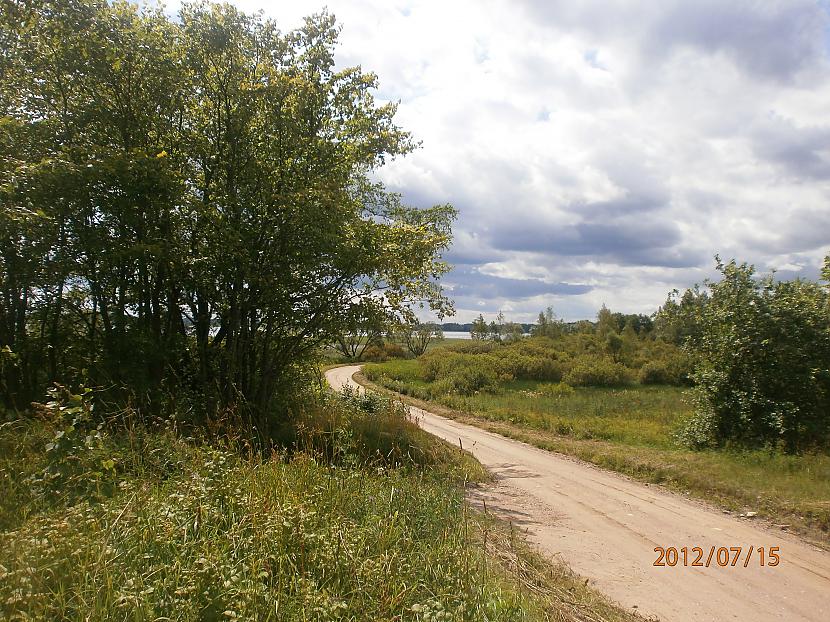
682,258 -> 830,452
470,314 -> 488,340
487,310 -> 506,342
0,1 -> 457,431
502,322 -> 524,343
596,304 -> 616,337
400,321 -> 443,357
334,301 -> 390,360
532,306 -> 562,338
604,331 -> 623,361
654,287 -> 708,345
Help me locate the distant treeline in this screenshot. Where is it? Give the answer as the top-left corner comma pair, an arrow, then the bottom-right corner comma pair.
441,315 -> 653,336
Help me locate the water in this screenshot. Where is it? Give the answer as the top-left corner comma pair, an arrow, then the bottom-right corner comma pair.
442,331 -> 472,339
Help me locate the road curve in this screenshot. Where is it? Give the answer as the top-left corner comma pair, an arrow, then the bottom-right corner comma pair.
326,365 -> 830,622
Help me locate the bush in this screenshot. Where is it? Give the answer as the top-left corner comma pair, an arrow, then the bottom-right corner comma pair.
29,385 -> 120,503
681,260 -> 830,451
497,350 -> 565,382
538,382 -> 575,398
638,361 -> 671,385
563,355 -> 633,387
361,342 -> 407,362
445,340 -> 498,355
432,365 -> 501,396
382,342 -> 406,359
419,351 -> 511,396
362,345 -> 388,362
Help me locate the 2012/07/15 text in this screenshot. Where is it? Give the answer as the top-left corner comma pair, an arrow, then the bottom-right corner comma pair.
653,546 -> 780,568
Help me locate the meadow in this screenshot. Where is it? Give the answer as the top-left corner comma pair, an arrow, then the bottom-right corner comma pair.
363,357 -> 830,542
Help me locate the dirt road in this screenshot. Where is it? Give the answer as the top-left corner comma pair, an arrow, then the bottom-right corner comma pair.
326,365 -> 830,622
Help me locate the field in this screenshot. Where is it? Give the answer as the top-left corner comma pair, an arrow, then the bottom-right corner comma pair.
363,358 -> 830,542
0,389 -> 637,621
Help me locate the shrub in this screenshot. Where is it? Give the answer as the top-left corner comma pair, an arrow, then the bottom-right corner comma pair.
361,341 -> 406,362
362,345 -> 388,362
419,351 -> 510,396
382,342 -> 406,359
29,385 -> 120,503
563,355 -> 633,387
431,365 -> 501,396
538,382 -> 575,398
681,260 -> 830,451
497,350 -> 564,381
445,340 -> 498,355
638,361 -> 671,385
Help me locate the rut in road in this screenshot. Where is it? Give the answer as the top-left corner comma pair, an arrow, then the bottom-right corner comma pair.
326,365 -> 830,622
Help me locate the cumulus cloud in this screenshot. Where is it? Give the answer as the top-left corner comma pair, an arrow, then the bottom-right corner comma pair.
167,0 -> 830,321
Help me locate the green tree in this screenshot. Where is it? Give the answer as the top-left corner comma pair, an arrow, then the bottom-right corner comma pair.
0,1 -> 457,432
399,321 -> 443,357
502,322 -> 524,343
532,306 -> 562,338
470,314 -> 488,340
683,258 -> 830,452
654,287 -> 708,345
596,304 -> 615,337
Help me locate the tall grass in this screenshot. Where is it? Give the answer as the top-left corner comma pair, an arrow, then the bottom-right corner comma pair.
0,388 -> 637,621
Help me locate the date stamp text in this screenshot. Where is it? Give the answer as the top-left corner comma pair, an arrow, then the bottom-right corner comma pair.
653,546 -> 780,568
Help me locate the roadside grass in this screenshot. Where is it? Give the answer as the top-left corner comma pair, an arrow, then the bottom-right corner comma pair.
0,390 -> 639,621
361,360 -> 830,544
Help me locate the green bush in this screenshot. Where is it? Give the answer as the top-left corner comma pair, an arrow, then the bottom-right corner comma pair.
432,365 -> 502,396
445,340 -> 498,355
563,355 -> 633,387
382,342 -> 406,359
537,382 -> 576,397
497,350 -> 565,381
638,361 -> 671,385
361,341 -> 406,362
419,351 -> 511,396
681,260 -> 830,451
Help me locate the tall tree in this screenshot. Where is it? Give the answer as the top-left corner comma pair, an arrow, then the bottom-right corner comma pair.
0,1 -> 456,431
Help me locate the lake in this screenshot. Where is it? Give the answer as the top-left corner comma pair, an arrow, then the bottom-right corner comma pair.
442,331 -> 473,339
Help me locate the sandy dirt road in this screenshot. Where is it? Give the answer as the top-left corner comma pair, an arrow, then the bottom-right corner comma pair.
326,365 -> 830,622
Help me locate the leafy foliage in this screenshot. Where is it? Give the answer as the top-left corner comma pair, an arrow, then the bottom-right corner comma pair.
0,1 -> 456,433
29,385 -> 118,502
681,259 -> 830,451
563,355 -> 633,388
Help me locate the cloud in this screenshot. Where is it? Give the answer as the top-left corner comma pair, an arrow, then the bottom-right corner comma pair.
446,267 -> 592,300
167,0 -> 830,321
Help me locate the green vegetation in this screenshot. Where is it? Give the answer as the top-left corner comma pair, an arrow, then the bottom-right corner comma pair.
0,3 -> 646,619
363,271 -> 830,540
360,363 -> 830,539
680,259 -> 830,451
1,385 -> 638,621
366,358 -> 688,447
0,0 -> 455,433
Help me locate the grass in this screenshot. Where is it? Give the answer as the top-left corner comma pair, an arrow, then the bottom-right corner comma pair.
0,388 -> 639,621
362,359 -> 830,544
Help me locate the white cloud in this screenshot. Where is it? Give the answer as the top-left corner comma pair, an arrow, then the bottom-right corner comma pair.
166,0 -> 830,321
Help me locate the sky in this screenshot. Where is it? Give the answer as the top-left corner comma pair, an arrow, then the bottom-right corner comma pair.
167,0 -> 830,322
